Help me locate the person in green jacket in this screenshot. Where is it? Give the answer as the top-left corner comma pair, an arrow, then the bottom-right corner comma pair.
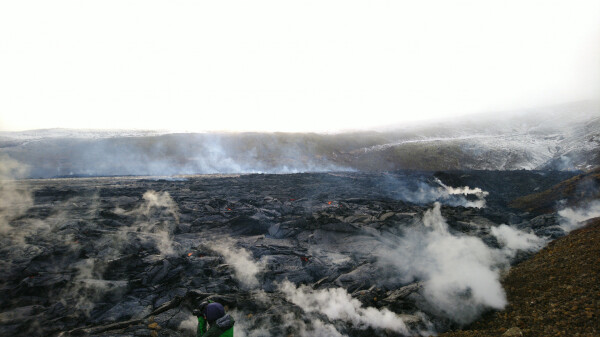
193,301 -> 234,337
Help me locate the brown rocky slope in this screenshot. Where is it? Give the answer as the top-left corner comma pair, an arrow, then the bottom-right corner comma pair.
509,167 -> 600,215
438,217 -> 600,337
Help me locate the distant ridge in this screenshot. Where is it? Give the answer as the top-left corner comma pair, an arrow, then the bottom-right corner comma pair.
1,102 -> 599,178
0,128 -> 169,140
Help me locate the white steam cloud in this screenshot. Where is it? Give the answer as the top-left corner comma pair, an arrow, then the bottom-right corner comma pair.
114,190 -> 180,257
0,155 -> 33,236
224,310 -> 345,337
558,200 -> 600,232
208,241 -> 265,289
178,314 -> 199,334
68,258 -> 127,318
379,203 -> 509,324
490,224 -> 546,257
2,134 -> 352,178
0,159 -> 145,321
434,178 -> 489,208
229,202 -> 552,335
386,175 -> 489,208
136,190 -> 180,222
278,313 -> 345,337
377,203 -> 554,325
279,280 -> 409,334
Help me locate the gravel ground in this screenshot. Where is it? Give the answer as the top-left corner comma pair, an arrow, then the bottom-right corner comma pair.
438,217 -> 600,337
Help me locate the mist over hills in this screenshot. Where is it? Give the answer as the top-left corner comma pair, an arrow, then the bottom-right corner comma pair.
1,102 -> 599,178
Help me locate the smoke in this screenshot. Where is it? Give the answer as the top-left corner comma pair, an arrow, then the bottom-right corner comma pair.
434,178 -> 489,208
0,158 -> 122,321
2,133 -> 351,178
178,314 -> 199,334
135,190 -> 180,222
279,280 -> 409,334
208,240 -> 265,289
283,315 -> 346,337
215,310 -> 346,337
377,203 -> 507,324
223,311 -> 276,337
0,179 -> 182,325
376,202 -> 556,325
50,189 -> 182,321
0,154 -> 29,179
114,190 -> 180,257
490,224 -> 546,257
558,200 -> 600,232
69,258 -> 128,317
179,297 -> 348,337
0,155 -> 33,235
307,247 -> 352,265
196,202 -> 553,335
553,155 -> 576,171
383,175 -> 489,208
0,156 -> 35,319
277,313 -> 346,337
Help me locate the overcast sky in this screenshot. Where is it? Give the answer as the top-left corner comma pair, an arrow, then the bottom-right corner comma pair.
1,1 -> 599,133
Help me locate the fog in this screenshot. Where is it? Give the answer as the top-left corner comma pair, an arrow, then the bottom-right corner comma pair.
1,2 -> 599,133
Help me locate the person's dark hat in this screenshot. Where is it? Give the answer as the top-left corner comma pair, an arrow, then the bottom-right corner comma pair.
205,302 -> 225,322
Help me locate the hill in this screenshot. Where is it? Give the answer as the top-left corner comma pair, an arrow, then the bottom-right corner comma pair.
509,167 -> 600,215
1,102 -> 599,178
439,217 -> 600,337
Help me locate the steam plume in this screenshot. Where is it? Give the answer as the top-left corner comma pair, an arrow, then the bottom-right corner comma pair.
114,190 -> 180,257
384,175 -> 489,208
279,280 -> 409,334
0,155 -> 32,235
558,200 -> 600,232
208,241 -> 265,289
434,178 -> 489,208
378,203 -> 507,324
490,224 -> 546,257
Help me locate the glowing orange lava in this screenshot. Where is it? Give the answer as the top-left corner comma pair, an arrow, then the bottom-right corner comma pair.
327,201 -> 332,205
187,252 -> 193,257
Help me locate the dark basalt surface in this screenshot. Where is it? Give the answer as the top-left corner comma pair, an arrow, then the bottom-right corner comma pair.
0,170 -> 579,336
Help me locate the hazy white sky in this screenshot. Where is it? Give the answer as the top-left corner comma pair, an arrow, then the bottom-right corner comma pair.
1,1 -> 599,133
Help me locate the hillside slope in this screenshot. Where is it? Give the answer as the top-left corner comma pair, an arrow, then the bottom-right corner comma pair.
1,102 -> 599,178
439,217 -> 600,337
509,167 -> 600,214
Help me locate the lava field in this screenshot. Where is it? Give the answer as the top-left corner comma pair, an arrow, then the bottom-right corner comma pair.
0,170 -> 581,336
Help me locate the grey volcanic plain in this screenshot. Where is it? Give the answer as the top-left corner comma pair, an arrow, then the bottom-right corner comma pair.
0,170 -> 583,336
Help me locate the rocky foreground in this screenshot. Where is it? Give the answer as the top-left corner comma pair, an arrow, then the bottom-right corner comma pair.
0,170 -> 595,336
